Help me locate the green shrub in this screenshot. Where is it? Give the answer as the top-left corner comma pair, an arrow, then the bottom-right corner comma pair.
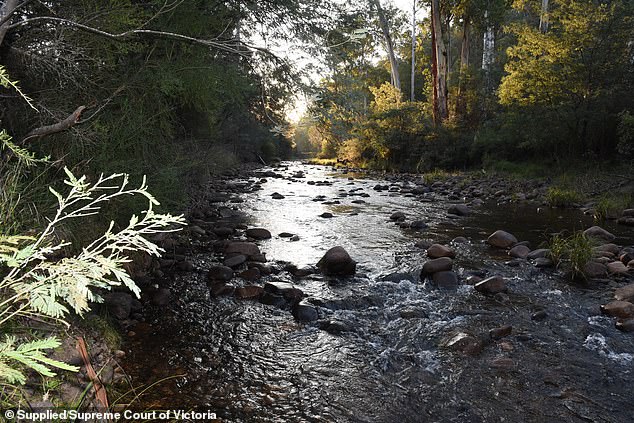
545,187 -> 584,207
593,194 -> 633,220
548,231 -> 594,280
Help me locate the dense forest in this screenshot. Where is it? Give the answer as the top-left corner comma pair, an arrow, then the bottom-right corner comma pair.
295,0 -> 634,171
0,0 -> 633,415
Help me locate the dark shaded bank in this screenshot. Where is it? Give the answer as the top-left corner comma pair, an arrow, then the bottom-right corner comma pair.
115,162 -> 633,422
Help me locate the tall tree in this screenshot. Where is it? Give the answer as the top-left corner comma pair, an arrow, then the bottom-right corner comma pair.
370,0 -> 401,90
481,9 -> 495,92
431,0 -> 448,122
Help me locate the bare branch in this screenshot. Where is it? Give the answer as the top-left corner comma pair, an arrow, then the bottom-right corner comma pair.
8,16 -> 255,57
22,105 -> 86,144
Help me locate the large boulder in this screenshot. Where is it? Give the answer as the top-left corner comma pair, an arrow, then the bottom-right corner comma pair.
583,226 -> 616,242
486,230 -> 518,249
317,246 -> 357,276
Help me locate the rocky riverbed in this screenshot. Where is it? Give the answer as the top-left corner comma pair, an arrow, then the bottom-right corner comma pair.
113,162 -> 633,422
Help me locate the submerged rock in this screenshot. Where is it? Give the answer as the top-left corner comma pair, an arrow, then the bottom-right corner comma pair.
527,248 -> 550,260
487,230 -> 518,249
317,246 -> 357,276
448,204 -> 470,216
432,271 -> 459,289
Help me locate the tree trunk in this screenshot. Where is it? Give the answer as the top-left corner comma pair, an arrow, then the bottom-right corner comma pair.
539,0 -> 550,33
370,0 -> 401,90
410,0 -> 416,101
0,0 -> 19,47
456,17 -> 470,118
482,10 -> 495,92
431,0 -> 448,122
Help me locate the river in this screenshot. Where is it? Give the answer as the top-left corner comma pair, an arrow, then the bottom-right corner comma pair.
122,162 -> 634,422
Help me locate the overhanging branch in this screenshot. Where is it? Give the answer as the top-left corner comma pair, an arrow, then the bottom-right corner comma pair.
22,105 -> 86,144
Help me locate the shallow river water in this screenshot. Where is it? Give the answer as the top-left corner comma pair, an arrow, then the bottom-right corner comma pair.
123,162 -> 634,422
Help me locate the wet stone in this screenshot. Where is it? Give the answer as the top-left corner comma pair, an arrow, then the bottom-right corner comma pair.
448,204 -> 470,216
421,257 -> 453,277
246,228 -> 272,240
600,301 -> 634,318
614,284 -> 634,302
534,257 -> 554,268
527,248 -> 550,260
487,230 -> 518,249
475,276 -> 507,295
427,244 -> 455,259
607,261 -> 629,275
616,318 -> 634,332
293,300 -> 319,322
235,285 -> 264,300
489,325 -> 513,340
432,271 -> 459,289
224,254 -> 247,268
317,246 -> 356,276
509,245 -> 530,259
531,310 -> 548,321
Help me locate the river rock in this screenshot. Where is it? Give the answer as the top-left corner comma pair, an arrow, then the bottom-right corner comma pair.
189,225 -> 206,236
442,332 -> 484,356
421,257 -> 453,276
390,211 -> 406,221
225,242 -> 261,257
213,227 -> 235,238
616,319 -> 634,332
489,325 -> 513,340
246,228 -> 272,240
427,244 -> 455,259
583,226 -> 616,242
210,283 -> 235,297
465,275 -> 483,285
235,285 -> 263,299
508,245 -> 530,259
527,249 -> 550,260
271,192 -> 285,199
317,246 -> 357,276
534,257 -> 554,268
207,265 -> 234,282
607,261 -> 629,275
432,271 -> 459,288
224,255 -> 247,268
448,204 -> 470,216
618,217 -> 634,226
621,252 -> 634,265
264,281 -> 303,301
615,284 -> 634,302
475,276 -> 507,295
238,267 -> 261,281
595,244 -> 621,255
414,240 -> 433,249
410,220 -> 429,230
584,262 -> 607,278
105,292 -> 133,320
320,212 -> 334,218
600,300 -> 634,318
293,300 -> 318,322
487,230 -> 518,249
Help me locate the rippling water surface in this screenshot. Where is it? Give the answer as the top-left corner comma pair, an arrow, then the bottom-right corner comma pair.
124,162 -> 634,422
